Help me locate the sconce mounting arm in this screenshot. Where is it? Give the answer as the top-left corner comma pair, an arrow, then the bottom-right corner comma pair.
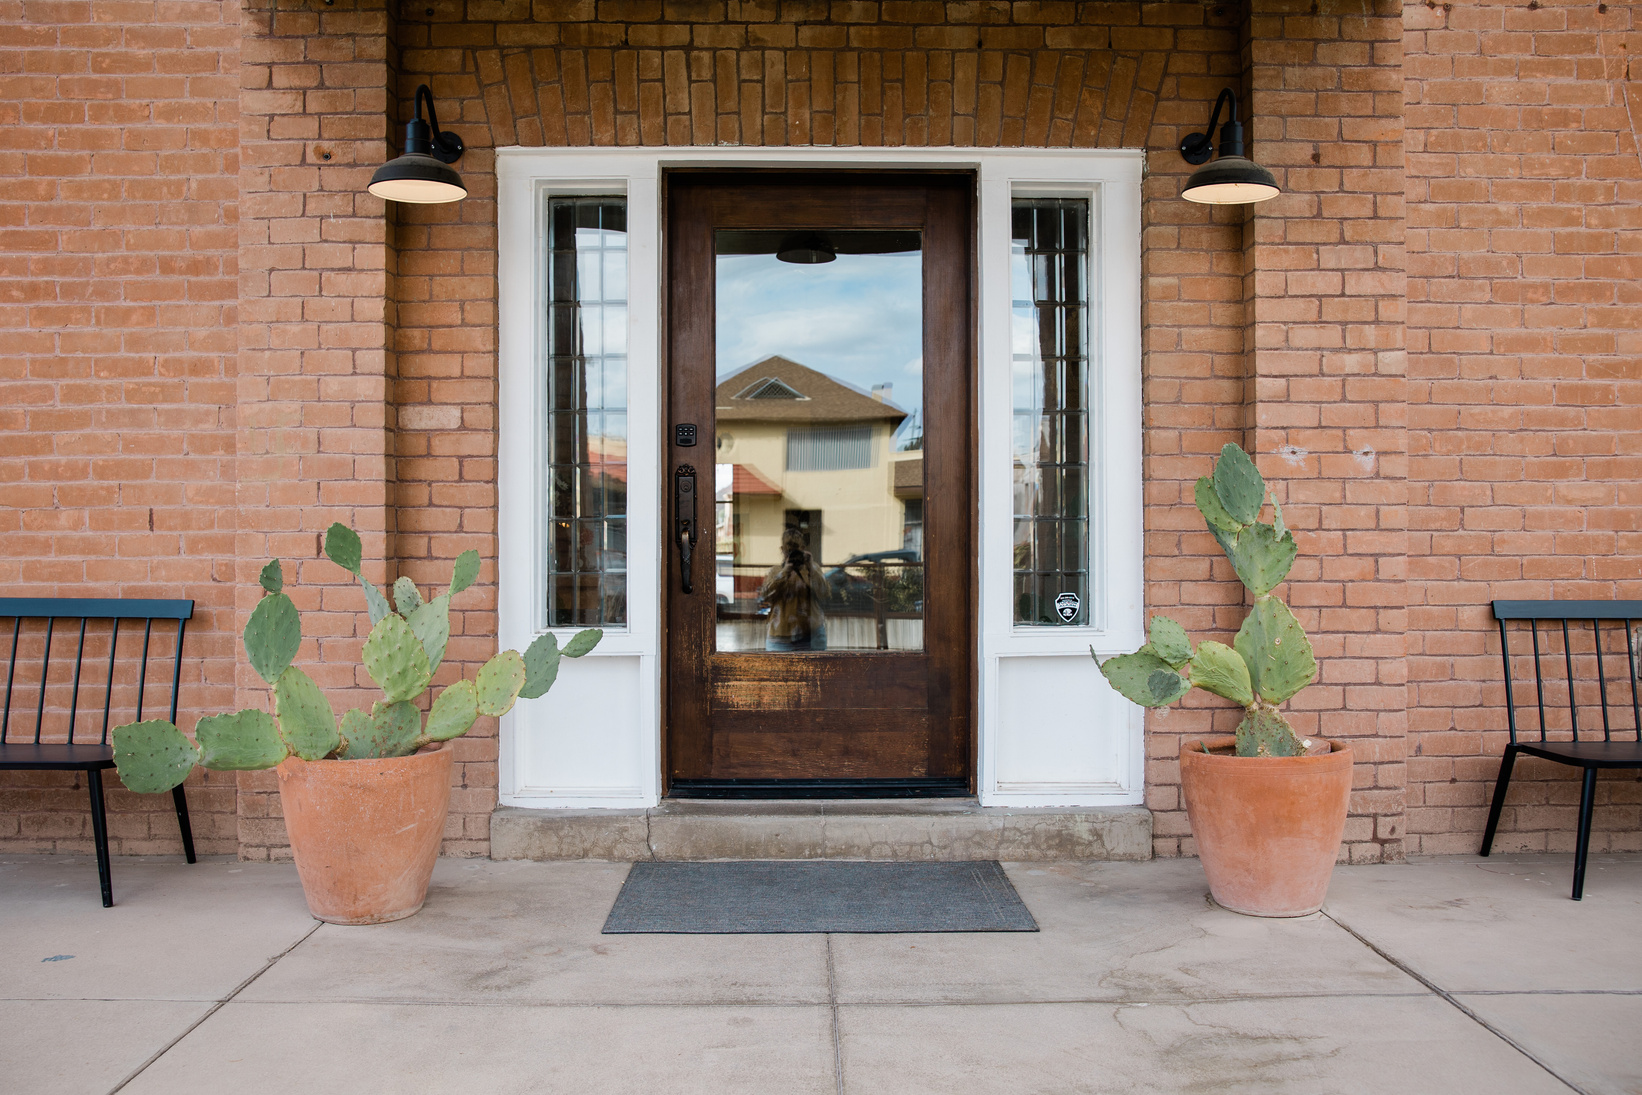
1180,88 -> 1244,166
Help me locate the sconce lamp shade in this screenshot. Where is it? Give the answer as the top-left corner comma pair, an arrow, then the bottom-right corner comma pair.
1178,88 -> 1280,206
368,84 -> 467,205
1181,155 -> 1280,205
368,153 -> 467,204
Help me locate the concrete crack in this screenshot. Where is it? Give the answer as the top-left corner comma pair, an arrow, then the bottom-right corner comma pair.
106,919 -> 323,1095
826,934 -> 845,1095
1323,909 -> 1587,1095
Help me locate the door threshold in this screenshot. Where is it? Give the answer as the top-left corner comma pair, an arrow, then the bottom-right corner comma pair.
668,778 -> 971,800
491,802 -> 1153,861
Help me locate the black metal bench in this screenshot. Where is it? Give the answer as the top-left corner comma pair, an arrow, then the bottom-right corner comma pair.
0,598 -> 198,906
1482,600 -> 1642,900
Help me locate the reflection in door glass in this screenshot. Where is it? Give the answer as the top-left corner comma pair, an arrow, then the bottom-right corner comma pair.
714,229 -> 924,654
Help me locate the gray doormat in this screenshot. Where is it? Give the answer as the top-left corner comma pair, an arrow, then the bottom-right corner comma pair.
602,860 -> 1038,934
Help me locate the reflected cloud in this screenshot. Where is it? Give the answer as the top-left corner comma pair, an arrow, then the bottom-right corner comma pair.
715,253 -> 923,420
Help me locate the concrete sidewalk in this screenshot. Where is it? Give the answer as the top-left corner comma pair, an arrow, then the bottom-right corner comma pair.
2,853 -> 1637,1095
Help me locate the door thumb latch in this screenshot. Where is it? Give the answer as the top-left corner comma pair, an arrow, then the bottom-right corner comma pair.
674,464 -> 697,594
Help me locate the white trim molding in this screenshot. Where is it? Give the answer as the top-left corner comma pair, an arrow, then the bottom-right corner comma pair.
496,147 -> 1144,809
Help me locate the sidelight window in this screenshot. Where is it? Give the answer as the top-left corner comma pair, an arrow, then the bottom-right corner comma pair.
540,196 -> 628,628
1011,198 -> 1091,627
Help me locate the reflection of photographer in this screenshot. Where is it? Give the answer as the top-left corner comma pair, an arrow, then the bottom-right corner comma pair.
758,527 -> 829,652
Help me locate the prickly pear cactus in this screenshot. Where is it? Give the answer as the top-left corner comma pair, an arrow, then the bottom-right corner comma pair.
1095,444 -> 1315,758
110,523 -> 604,795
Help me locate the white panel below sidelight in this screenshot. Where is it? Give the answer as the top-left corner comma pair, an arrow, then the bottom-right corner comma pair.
989,654 -> 1145,806
502,654 -> 654,807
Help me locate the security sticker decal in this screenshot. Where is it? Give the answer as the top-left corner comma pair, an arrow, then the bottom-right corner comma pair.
1054,592 -> 1081,623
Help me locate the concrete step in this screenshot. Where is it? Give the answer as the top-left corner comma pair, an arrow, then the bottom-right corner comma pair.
490,800 -> 1152,862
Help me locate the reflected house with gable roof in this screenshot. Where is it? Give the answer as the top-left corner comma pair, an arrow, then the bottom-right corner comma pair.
712,355 -> 925,652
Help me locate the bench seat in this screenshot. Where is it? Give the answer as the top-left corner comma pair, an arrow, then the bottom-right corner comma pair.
0,743 -> 115,770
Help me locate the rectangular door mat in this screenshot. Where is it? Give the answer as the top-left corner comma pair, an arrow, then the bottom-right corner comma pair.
602,860 -> 1039,934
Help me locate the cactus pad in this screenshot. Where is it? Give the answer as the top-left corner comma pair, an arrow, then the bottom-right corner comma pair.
1235,705 -> 1307,757
362,613 -> 433,704
476,649 -> 526,717
1224,522 -> 1298,598
258,559 -> 283,594
562,628 -> 603,659
111,720 -> 200,795
324,523 -> 362,575
1188,641 -> 1254,707
196,709 -> 288,771
1212,442 -> 1265,525
1195,475 -> 1243,538
407,594 -> 451,672
392,575 -> 423,616
364,700 -> 424,759
1147,616 -> 1193,669
272,665 -> 340,761
244,591 -> 301,685
426,679 -> 480,741
336,708 -> 373,760
1096,649 -> 1191,708
449,549 -> 481,597
358,574 -> 393,626
519,633 -> 560,700
1234,596 -> 1316,705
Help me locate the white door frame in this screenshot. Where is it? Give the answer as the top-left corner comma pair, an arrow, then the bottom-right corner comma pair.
496,147 -> 1145,809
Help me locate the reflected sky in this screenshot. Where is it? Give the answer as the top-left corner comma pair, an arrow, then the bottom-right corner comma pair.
715,251 -> 923,444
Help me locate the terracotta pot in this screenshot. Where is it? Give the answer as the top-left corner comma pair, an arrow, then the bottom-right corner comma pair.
275,742 -> 453,925
1179,734 -> 1353,917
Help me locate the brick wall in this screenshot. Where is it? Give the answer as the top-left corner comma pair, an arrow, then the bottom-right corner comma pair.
4,0 -> 1636,862
0,0 -> 241,855
1403,0 -> 1642,854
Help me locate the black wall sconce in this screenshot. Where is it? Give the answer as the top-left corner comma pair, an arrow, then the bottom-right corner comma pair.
1179,89 -> 1280,205
775,232 -> 837,264
368,84 -> 466,205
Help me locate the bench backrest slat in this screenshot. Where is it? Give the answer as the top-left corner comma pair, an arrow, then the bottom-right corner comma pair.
0,598 -> 194,621
0,599 -> 194,747
1492,600 -> 1641,746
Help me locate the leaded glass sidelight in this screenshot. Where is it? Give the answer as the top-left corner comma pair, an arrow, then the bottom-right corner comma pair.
541,196 -> 628,628
1011,198 -> 1091,627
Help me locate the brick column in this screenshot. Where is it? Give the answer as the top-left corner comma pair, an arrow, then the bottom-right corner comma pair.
236,0 -> 399,859
1245,0 -> 1409,862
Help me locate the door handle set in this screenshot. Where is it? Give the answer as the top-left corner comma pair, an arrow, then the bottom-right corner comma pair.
674,464 -> 697,594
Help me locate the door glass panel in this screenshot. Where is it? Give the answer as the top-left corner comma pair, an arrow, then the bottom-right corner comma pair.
1011,198 -> 1091,627
713,229 -> 924,653
540,196 -> 628,629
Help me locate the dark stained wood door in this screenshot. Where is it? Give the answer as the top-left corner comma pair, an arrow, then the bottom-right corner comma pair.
665,172 -> 975,793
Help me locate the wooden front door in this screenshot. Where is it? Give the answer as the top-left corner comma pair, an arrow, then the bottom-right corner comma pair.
664,172 -> 975,795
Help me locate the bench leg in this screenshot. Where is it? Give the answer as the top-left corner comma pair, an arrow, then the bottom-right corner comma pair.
87,769 -> 113,908
1480,745 -> 1518,856
171,785 -> 197,864
1571,766 -> 1598,901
